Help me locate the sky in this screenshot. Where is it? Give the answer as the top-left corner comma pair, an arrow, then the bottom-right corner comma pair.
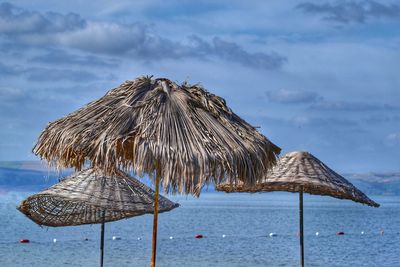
0,0 -> 399,173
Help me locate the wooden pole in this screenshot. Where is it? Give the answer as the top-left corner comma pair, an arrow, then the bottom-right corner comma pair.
100,211 -> 105,267
151,171 -> 161,267
299,189 -> 304,267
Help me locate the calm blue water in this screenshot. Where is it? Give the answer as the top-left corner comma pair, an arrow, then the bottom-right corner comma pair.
0,192 -> 398,267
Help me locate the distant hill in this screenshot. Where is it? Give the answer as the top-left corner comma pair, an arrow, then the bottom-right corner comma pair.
0,161 -> 50,171
0,160 -> 74,192
343,172 -> 400,196
0,167 -> 61,192
0,161 -> 399,195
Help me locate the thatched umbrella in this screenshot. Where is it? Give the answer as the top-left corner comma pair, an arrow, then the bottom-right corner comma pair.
216,151 -> 379,267
18,168 -> 178,267
32,76 -> 281,266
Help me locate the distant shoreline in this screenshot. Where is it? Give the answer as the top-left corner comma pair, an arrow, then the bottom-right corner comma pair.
1,161 -> 399,196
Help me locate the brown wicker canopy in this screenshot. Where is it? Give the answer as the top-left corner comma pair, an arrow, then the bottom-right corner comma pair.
217,151 -> 379,207
17,168 -> 179,227
33,76 -> 281,196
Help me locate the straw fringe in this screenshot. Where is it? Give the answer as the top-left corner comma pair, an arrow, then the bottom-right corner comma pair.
33,76 -> 281,196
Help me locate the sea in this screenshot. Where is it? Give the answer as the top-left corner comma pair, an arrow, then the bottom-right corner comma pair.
0,192 -> 398,267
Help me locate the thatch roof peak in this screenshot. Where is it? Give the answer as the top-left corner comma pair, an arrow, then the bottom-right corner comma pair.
33,76 -> 281,196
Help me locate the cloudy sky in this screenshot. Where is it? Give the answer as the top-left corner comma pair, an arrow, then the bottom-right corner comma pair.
0,0 -> 399,172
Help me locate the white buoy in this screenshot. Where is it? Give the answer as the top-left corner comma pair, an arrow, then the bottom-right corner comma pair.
112,236 -> 121,240
315,232 -> 319,236
169,236 -> 174,240
53,238 -> 57,243
269,233 -> 277,237
222,234 -> 226,238
137,237 -> 142,241
361,231 -> 365,235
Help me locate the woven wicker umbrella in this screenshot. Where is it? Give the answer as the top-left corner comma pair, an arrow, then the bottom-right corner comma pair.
18,168 -> 178,267
32,76 -> 281,266
216,151 -> 379,267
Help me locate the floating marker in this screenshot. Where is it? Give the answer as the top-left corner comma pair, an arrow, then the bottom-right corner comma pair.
336,232 -> 345,235
195,234 -> 203,239
361,231 -> 364,235
269,233 -> 277,237
20,239 -> 30,243
53,238 -> 57,243
315,232 -> 319,236
169,236 -> 174,240
112,236 -> 121,241
222,234 -> 226,238
137,237 -> 142,241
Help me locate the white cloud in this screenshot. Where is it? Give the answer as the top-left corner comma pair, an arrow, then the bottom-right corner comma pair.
266,89 -> 319,104
0,3 -> 286,70
297,1 -> 400,24
385,133 -> 400,145
59,22 -> 147,54
0,2 -> 85,34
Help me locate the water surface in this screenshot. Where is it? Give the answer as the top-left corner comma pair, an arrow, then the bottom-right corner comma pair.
0,192 -> 398,267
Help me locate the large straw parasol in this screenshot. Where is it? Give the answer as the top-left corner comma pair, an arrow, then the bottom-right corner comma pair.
32,76 -> 281,266
216,151 -> 379,267
18,168 -> 178,267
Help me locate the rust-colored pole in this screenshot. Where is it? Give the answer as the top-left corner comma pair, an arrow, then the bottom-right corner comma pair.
151,171 -> 161,267
299,189 -> 304,267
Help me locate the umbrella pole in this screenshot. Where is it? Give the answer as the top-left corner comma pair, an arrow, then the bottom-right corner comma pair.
299,189 -> 304,267
151,172 -> 161,267
100,211 -> 105,267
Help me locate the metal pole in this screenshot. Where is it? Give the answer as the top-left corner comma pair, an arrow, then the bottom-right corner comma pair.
151,171 -> 161,267
100,211 -> 105,267
299,189 -> 304,267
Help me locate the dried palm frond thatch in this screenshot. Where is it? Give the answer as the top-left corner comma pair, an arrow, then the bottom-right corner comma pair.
18,168 -> 178,227
217,151 -> 379,207
33,76 -> 281,195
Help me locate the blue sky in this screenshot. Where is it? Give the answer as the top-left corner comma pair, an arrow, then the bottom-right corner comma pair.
0,0 -> 399,172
